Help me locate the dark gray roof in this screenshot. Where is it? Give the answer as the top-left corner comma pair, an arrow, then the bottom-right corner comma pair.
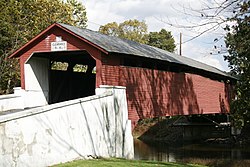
59,23 -> 234,79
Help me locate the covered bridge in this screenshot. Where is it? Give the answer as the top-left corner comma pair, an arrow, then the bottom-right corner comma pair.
10,23 -> 235,127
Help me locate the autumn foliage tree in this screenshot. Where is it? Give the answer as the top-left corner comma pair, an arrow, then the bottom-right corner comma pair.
99,22 -> 120,37
118,19 -> 149,44
99,19 -> 149,44
0,0 -> 87,94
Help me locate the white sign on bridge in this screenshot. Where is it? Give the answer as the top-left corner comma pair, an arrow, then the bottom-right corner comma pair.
51,41 -> 67,51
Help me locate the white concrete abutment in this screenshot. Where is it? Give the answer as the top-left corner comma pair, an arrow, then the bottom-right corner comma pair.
0,86 -> 134,167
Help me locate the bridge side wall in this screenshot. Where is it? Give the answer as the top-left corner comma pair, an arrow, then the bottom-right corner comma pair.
101,65 -> 233,127
0,86 -> 48,112
24,57 -> 50,106
0,87 -> 134,167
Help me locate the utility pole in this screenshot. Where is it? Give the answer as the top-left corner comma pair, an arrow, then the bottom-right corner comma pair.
179,32 -> 182,56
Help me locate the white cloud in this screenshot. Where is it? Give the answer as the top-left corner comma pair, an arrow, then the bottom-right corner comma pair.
83,0 -> 230,71
85,1 -> 125,30
85,0 -> 204,30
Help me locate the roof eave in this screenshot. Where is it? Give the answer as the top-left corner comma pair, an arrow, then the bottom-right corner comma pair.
113,51 -> 237,81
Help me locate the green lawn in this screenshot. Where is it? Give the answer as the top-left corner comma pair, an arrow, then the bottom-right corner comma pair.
53,158 -> 207,167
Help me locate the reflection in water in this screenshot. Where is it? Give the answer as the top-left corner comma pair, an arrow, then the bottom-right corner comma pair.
134,138 -> 176,162
134,138 -> 250,162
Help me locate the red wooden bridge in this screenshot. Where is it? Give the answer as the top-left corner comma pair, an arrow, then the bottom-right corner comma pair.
10,23 -> 235,128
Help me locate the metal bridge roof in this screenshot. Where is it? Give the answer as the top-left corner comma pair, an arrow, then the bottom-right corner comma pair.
59,23 -> 233,79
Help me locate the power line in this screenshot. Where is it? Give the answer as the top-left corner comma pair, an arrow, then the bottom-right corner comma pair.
87,20 -> 102,26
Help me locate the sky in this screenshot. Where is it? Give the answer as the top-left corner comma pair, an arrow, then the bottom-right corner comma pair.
82,0 -> 230,71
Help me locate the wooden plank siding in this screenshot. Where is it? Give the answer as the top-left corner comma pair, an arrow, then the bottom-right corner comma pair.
101,64 -> 232,128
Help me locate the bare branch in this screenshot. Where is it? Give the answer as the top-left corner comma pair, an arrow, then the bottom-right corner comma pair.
155,0 -> 244,44
154,16 -> 225,29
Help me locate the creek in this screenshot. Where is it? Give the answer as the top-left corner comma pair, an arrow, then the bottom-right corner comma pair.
134,138 -> 250,163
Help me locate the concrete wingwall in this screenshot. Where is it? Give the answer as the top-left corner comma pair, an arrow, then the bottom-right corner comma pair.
0,86 -> 134,167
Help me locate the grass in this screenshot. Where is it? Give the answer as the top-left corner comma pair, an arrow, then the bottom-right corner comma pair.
53,158 -> 207,167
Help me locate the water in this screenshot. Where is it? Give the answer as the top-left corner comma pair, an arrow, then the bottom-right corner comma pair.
134,138 -> 250,163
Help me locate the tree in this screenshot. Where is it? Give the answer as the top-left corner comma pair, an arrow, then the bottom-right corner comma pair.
118,19 -> 148,44
0,0 -> 23,94
67,0 -> 88,28
99,22 -> 120,37
224,1 -> 250,128
99,20 -> 176,51
0,0 -> 87,94
148,29 -> 176,52
99,19 -> 148,44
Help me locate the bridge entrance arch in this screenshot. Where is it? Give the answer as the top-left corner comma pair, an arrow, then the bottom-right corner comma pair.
25,50 -> 96,104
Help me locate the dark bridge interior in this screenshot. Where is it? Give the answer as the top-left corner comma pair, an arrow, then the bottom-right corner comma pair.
35,51 -> 96,104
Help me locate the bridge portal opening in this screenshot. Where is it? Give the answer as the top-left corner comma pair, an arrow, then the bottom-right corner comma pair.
25,51 -> 96,104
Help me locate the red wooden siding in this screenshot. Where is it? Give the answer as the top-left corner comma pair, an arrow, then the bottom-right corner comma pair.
101,65 -> 232,127
18,27 -> 102,89
101,55 -> 120,86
